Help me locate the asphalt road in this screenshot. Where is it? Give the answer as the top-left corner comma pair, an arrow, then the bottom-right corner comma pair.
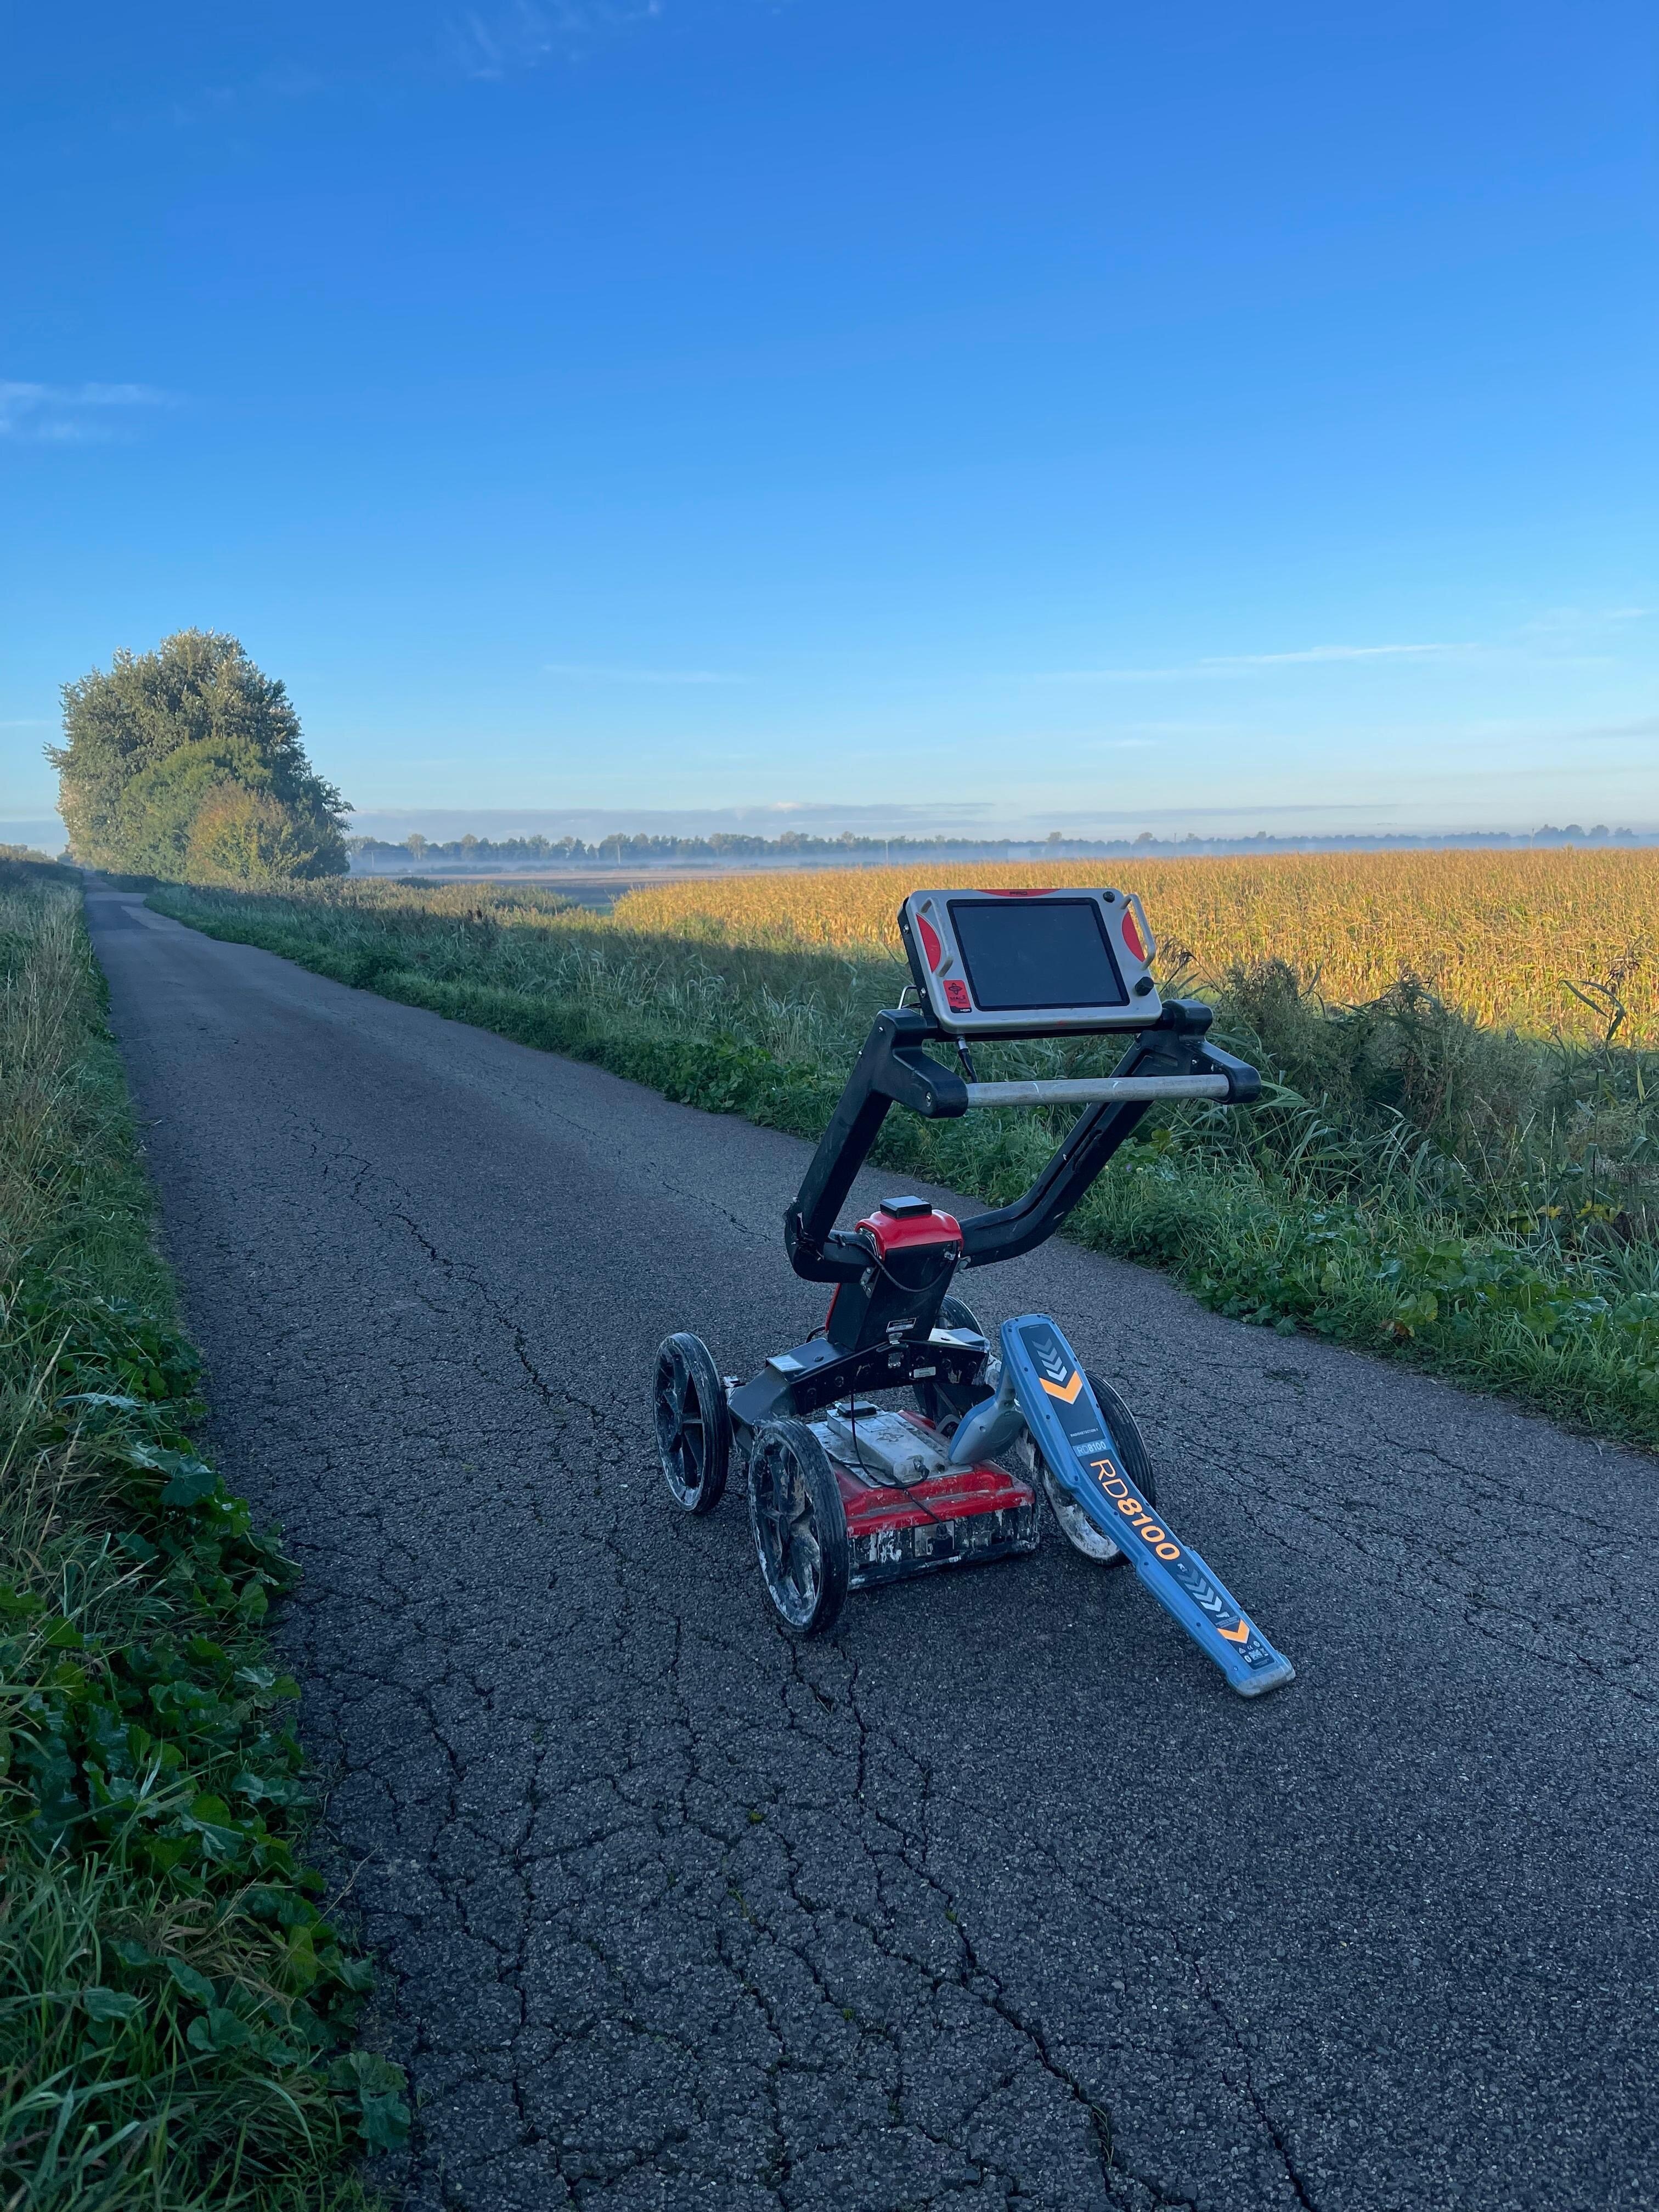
89,887 -> 1659,2212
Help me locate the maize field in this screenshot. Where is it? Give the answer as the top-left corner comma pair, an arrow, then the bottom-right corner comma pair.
614,849 -> 1659,1045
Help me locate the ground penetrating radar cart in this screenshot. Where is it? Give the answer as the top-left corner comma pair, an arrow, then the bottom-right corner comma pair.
652,885 -> 1295,1696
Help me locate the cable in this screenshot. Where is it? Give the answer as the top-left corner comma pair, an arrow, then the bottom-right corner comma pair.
838,1395 -> 950,1530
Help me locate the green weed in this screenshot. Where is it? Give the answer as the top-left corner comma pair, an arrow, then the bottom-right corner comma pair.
2,860 -> 402,2211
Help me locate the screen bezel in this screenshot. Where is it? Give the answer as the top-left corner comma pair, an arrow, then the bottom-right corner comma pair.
946,894 -> 1129,1013
899,887 -> 1161,1036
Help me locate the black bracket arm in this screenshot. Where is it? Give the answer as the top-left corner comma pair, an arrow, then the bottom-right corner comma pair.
1194,1036 -> 1261,1104
783,1007 -> 967,1281
783,998 -> 1260,1283
958,1001 -> 1252,1269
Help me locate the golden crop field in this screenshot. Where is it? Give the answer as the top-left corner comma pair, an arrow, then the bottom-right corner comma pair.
613,849 -> 1659,1045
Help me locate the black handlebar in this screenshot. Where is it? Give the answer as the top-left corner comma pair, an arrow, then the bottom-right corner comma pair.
782,1001 -> 1260,1282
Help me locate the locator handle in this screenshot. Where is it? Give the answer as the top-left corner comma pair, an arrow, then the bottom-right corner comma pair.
783,1000 -> 1261,1282
962,1074 -> 1231,1108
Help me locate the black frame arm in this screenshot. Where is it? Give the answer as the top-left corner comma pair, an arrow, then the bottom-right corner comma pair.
783,1009 -> 967,1280
958,1003 -> 1257,1268
783,999 -> 1260,1284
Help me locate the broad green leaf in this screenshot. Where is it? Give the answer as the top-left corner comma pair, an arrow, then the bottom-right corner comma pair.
160,1463 -> 220,1508
167,1959 -> 216,2006
188,2007 -> 251,2053
81,1987 -> 143,2023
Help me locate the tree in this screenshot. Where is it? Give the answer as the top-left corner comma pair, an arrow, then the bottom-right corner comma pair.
50,630 -> 349,880
185,787 -> 326,885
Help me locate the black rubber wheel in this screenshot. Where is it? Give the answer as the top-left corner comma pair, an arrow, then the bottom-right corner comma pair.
653,1333 -> 731,1514
1036,1369 -> 1158,1567
913,1293 -> 991,1432
747,1419 -> 850,1635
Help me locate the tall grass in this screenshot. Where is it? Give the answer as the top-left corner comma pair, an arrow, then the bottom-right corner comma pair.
0,860 -> 403,2211
145,874 -> 1659,1449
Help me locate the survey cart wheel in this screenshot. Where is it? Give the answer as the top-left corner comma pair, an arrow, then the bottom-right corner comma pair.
1037,1370 -> 1159,1567
913,1294 -> 989,1432
748,1419 -> 850,1635
653,1332 -> 731,1515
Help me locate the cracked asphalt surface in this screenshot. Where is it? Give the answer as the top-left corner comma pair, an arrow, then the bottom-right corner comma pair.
89,888 -> 1659,2212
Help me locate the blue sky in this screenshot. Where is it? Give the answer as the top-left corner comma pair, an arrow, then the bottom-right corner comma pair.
3,0 -> 1655,842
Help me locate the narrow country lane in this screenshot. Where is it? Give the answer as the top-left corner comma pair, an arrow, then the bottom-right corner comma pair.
89,887 -> 1659,2212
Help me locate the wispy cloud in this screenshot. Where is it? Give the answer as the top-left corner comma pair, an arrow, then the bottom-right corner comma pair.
1520,605 -> 1650,638
349,800 -> 1002,838
1033,642 -> 1472,683
1220,642 -> 1471,667
0,719 -> 53,729
445,0 -> 661,79
0,382 -> 172,444
1558,715 -> 1659,742
544,661 -> 743,685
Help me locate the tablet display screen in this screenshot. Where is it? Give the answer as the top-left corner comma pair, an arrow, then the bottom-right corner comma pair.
948,898 -> 1129,1012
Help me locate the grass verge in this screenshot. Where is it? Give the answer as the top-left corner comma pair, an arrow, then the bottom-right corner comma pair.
146,876 -> 1659,1452
2,859 -> 405,2211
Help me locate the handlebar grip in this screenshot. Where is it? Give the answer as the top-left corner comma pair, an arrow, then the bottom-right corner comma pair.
960,1075 -> 1232,1108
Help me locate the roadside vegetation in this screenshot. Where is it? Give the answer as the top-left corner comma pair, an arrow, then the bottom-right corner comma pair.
1,856 -> 403,2211
147,867 -> 1659,1450
51,632 -> 349,886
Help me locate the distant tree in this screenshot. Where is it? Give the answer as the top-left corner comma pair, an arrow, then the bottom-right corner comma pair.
50,630 -> 348,881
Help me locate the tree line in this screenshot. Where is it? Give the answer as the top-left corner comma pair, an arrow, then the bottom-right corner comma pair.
349,823 -> 1651,873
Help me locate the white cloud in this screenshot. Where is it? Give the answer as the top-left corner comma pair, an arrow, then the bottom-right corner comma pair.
1520,605 -> 1651,637
1220,642 -> 1471,667
445,0 -> 661,78
1033,642 -> 1471,682
544,661 -> 743,684
1558,715 -> 1659,742
0,382 -> 172,443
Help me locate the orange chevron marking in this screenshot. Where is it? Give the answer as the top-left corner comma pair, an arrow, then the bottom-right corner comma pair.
1039,1370 -> 1084,1404
1217,1618 -> 1250,1644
